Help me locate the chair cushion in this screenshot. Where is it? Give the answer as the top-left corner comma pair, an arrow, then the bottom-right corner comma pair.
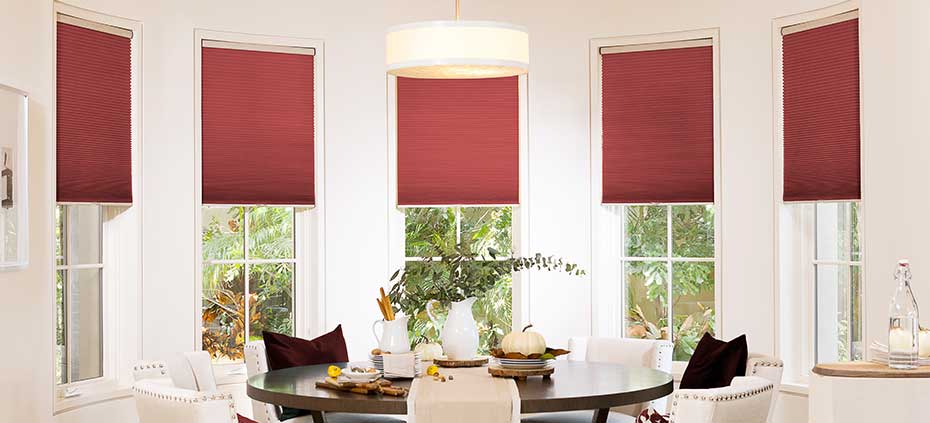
238,414 -> 258,423
263,326 -> 350,421
679,333 -> 748,389
522,411 -> 634,423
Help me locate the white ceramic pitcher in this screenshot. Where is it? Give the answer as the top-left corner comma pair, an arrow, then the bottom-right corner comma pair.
372,315 -> 411,354
427,297 -> 479,360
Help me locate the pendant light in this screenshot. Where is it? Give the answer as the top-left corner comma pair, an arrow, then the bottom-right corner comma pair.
386,0 -> 529,79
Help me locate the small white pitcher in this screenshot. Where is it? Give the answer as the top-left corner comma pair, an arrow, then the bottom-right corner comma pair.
372,315 -> 411,354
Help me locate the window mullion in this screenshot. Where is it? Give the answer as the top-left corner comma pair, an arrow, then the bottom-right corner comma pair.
619,205 -> 627,338
666,205 -> 674,344
455,207 -> 462,245
243,207 -> 250,353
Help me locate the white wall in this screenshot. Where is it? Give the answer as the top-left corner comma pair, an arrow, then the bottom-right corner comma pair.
1,0 -> 928,422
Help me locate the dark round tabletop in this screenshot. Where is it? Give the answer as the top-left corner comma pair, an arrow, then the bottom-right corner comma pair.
247,360 -> 673,418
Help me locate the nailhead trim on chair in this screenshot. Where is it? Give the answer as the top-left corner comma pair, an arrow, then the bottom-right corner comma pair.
749,360 -> 784,375
667,383 -> 774,423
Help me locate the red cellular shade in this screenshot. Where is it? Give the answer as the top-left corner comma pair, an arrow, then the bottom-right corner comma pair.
783,18 -> 860,201
601,45 -> 714,204
201,46 -> 314,205
56,22 -> 132,204
397,76 -> 519,206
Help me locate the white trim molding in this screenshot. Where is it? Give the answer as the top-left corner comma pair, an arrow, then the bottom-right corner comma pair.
588,28 -> 723,351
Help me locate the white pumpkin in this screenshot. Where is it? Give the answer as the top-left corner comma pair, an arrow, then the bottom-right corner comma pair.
414,342 -> 444,361
501,324 -> 546,355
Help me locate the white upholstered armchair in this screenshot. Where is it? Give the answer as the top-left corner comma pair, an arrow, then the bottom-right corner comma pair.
668,354 -> 783,423
131,359 -> 239,423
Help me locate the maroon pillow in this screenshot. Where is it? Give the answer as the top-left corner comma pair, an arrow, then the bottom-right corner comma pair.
679,333 -> 748,389
237,414 -> 257,423
262,325 -> 349,371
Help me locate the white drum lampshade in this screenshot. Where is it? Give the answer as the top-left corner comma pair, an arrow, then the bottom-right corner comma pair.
386,21 -> 529,79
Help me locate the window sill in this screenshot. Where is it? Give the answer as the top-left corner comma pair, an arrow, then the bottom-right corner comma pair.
214,362 -> 248,385
779,381 -> 809,396
54,379 -> 132,415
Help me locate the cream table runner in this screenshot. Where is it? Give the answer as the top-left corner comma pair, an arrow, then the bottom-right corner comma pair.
406,366 -> 520,423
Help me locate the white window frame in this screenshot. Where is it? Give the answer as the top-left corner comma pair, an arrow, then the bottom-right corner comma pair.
386,75 -> 530,331
589,28 -> 723,375
772,1 -> 864,390
193,29 -> 326,380
52,3 -> 143,413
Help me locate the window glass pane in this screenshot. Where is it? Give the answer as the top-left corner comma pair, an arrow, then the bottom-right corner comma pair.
248,207 -> 294,259
850,202 -> 861,261
625,205 -> 667,257
461,207 -> 512,257
672,205 -> 715,258
68,268 -> 103,382
55,206 -> 64,266
56,269 -> 66,384
249,263 -> 294,341
64,204 -> 102,265
405,208 -> 455,257
202,263 -> 245,363
202,207 -> 244,261
815,264 -> 863,363
816,202 -> 858,262
672,262 -> 716,361
464,262 -> 512,353
625,261 -> 668,340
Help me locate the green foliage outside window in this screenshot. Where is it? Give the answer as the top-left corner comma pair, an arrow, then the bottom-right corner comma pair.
201,206 -> 295,362
624,205 -> 716,361
394,207 -> 584,353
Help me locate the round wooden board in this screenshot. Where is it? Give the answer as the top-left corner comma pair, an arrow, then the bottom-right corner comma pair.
488,365 -> 555,380
434,356 -> 489,368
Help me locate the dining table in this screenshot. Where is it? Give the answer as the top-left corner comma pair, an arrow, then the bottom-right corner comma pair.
247,360 -> 674,423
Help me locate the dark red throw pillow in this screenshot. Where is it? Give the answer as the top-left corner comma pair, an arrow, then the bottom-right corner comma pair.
237,414 -> 258,423
637,409 -> 669,423
262,326 -> 350,421
262,325 -> 349,371
678,333 -> 748,389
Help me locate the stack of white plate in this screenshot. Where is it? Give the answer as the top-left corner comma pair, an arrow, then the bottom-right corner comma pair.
492,357 -> 553,370
369,352 -> 424,378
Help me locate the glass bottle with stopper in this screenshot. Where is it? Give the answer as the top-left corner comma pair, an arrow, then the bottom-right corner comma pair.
889,259 -> 919,369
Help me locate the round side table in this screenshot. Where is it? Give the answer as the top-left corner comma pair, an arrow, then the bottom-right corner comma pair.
810,361 -> 930,422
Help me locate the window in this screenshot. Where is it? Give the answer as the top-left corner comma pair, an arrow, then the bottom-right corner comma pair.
777,8 -> 861,383
617,204 -> 716,361
403,206 -> 513,353
54,8 -> 139,396
591,30 -> 720,363
55,205 -> 104,384
201,206 -> 296,362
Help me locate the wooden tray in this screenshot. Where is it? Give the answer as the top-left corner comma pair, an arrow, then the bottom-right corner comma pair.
434,356 -> 489,368
488,365 -> 554,380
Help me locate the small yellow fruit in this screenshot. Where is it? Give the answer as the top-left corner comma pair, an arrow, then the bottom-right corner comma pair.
426,365 -> 439,376
327,365 -> 342,378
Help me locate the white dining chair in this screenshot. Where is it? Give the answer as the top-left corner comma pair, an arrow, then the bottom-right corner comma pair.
522,340 -> 784,423
131,357 -> 239,423
245,340 -> 406,423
